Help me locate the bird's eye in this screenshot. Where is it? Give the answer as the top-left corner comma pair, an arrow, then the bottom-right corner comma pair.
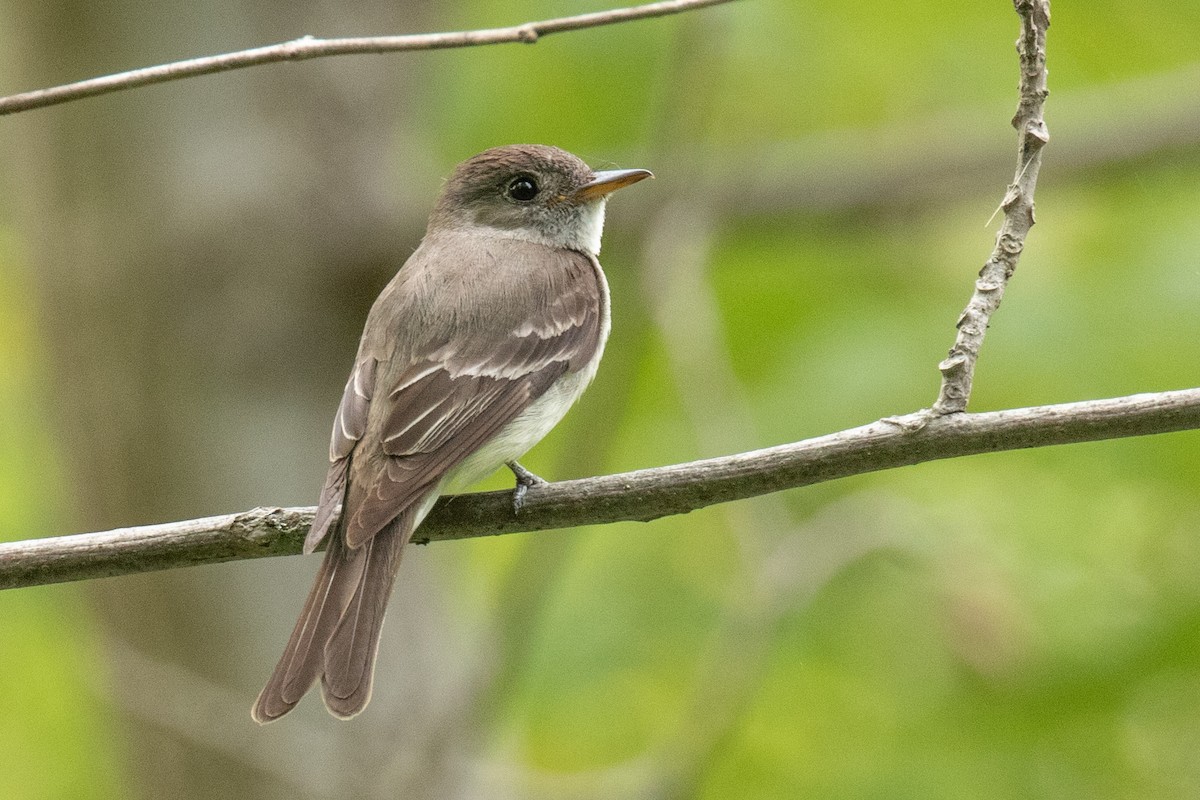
507,176 -> 539,202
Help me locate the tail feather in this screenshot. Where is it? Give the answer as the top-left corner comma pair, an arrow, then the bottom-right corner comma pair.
252,507 -> 421,724
321,508 -> 414,718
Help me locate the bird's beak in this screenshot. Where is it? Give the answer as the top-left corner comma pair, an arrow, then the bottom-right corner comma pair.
573,168 -> 654,202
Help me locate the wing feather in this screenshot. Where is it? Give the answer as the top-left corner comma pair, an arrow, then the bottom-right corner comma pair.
305,357 -> 376,553
329,246 -> 605,550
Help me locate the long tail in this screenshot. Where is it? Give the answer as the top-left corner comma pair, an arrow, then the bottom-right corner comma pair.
251,508 -> 415,723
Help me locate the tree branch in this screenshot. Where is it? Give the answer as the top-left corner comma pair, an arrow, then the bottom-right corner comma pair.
933,0 -> 1051,413
3,387 -> 1197,591
0,0 -> 736,115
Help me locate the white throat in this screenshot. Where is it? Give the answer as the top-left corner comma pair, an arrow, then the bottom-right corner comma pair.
574,200 -> 607,255
479,199 -> 608,255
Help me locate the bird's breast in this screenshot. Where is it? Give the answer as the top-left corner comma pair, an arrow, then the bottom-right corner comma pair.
441,261 -> 611,494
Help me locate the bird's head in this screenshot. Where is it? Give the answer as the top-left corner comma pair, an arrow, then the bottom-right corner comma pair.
429,144 -> 652,255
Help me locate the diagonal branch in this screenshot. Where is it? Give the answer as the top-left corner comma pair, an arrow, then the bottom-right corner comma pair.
2,387 -> 1198,591
933,0 -> 1052,413
0,0 -> 737,115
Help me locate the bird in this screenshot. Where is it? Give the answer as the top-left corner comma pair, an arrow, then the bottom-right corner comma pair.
252,144 -> 652,722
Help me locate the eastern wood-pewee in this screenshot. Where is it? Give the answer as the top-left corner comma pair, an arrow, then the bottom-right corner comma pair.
252,144 -> 651,722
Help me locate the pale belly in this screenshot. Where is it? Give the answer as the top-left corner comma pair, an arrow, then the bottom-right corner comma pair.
441,356 -> 602,496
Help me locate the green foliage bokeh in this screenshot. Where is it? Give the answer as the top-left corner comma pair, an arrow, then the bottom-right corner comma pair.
2,0 -> 1199,797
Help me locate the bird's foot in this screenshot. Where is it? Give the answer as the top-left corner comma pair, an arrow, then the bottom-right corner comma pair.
507,460 -> 547,514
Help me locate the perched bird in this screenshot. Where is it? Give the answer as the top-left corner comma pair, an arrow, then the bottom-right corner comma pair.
252,145 -> 651,722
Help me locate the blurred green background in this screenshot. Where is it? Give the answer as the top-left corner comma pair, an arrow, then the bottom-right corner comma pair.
2,0 -> 1200,797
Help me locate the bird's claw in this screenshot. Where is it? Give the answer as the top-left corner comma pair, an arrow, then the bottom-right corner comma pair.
507,460 -> 547,514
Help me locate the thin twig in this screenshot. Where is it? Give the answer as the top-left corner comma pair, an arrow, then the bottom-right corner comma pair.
933,0 -> 1051,413
2,386 -> 1197,591
0,0 -> 736,115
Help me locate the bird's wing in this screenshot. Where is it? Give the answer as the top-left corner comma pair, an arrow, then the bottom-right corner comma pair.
304,355 -> 376,552
307,246 -> 604,553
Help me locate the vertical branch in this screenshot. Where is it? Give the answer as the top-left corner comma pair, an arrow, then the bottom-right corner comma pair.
933,0 -> 1051,414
